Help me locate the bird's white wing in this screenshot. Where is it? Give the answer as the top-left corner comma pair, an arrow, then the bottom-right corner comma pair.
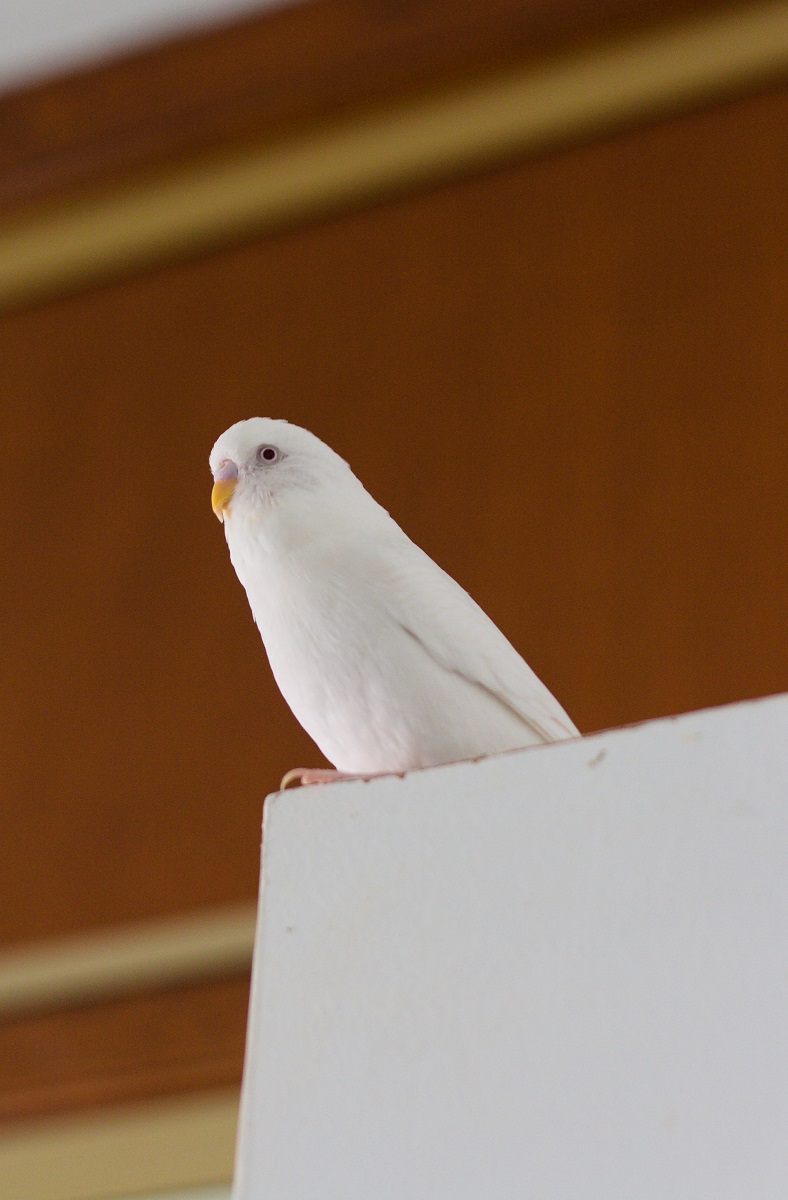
380,535 -> 579,744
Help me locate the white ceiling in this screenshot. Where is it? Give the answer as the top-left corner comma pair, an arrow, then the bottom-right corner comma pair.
0,0 -> 303,91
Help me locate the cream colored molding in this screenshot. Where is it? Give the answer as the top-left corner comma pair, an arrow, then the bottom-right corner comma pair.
0,903 -> 256,1018
0,0 -> 787,308
0,1090 -> 237,1200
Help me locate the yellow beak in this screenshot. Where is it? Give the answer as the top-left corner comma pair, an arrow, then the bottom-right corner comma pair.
211,477 -> 237,522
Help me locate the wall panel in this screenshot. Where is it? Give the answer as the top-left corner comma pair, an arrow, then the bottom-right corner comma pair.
0,80 -> 785,1121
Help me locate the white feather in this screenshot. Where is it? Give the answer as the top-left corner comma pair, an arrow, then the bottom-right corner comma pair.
210,418 -> 579,773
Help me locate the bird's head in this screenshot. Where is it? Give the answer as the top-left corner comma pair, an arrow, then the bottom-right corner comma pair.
209,417 -> 355,525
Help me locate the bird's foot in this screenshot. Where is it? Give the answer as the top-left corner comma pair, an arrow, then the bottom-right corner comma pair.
280,767 -> 364,790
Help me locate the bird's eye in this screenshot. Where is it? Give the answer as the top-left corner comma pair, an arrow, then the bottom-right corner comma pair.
257,445 -> 280,464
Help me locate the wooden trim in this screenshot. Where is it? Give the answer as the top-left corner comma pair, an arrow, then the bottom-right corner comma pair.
0,1 -> 787,310
0,975 -> 249,1125
0,1090 -> 237,1200
0,905 -> 256,1018
0,0 -> 733,214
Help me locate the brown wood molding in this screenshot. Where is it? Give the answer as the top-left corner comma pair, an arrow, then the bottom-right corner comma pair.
0,907 -> 254,1124
0,975 -> 247,1124
0,0 -> 734,214
0,905 -> 256,1019
0,1090 -> 238,1200
2,2 -> 787,310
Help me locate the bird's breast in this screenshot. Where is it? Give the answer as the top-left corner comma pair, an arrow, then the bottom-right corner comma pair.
243,557 -> 421,771
227,529 -> 543,774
